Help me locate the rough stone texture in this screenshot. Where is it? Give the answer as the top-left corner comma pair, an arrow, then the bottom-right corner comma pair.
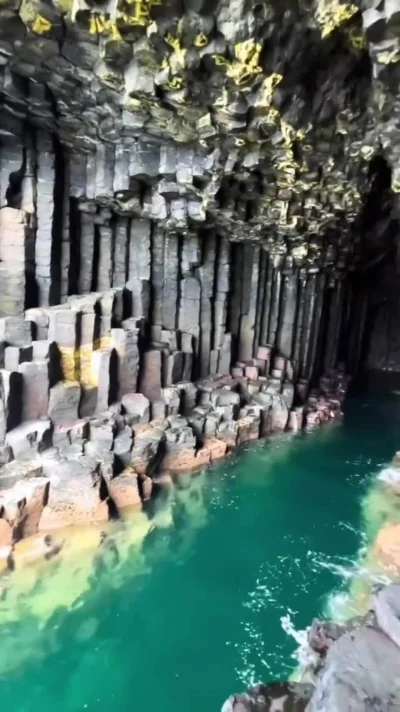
0,476 -> 50,540
0,460 -> 43,490
373,522 -> 400,573
48,381 -> 81,425
0,0 -> 375,538
224,584 -> 400,712
108,469 -> 142,511
38,459 -> 108,530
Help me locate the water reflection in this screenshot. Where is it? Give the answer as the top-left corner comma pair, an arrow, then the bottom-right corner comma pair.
0,472 -> 211,678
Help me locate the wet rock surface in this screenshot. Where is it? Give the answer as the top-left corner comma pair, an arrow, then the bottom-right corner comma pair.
222,682 -> 313,712
0,0 -> 397,546
223,584 -> 400,712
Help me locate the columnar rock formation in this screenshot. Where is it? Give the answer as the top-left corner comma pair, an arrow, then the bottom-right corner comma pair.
0,0 -> 399,543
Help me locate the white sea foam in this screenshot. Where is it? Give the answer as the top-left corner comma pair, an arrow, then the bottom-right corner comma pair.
280,613 -> 319,679
377,466 -> 400,487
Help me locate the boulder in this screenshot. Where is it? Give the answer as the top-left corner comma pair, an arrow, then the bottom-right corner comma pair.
236,414 -> 260,444
0,460 -> 43,490
121,392 -> 150,424
270,394 -> 289,431
39,459 -> 108,530
374,583 -> 400,651
48,381 -> 81,425
217,420 -> 238,449
203,436 -> 227,463
6,419 -> 52,459
131,423 -> 165,475
0,476 -> 50,539
307,625 -> 400,711
161,447 -> 208,473
113,426 -> 133,467
108,468 -> 141,511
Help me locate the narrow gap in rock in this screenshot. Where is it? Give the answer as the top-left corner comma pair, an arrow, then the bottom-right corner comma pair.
68,198 -> 81,296
91,221 -> 100,292
49,137 -> 65,306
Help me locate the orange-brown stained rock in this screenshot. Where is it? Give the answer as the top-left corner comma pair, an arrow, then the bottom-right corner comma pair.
39,500 -> 109,531
22,478 -> 50,537
374,524 -> 400,573
38,465 -> 108,531
236,416 -> 260,445
217,428 -> 237,450
0,477 -> 50,540
0,518 -> 12,547
161,437 -> 228,474
139,473 -> 153,501
161,447 -> 206,473
203,436 -> 227,462
108,470 -> 142,510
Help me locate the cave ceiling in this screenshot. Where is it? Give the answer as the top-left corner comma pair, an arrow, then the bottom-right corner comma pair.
0,0 -> 399,274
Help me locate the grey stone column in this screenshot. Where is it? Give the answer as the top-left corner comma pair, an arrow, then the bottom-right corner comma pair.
238,245 -> 260,362
162,231 -> 179,331
199,232 -> 216,377
276,272 -> 298,360
113,216 -> 128,288
35,131 -> 55,306
78,210 -> 95,294
60,156 -> 70,302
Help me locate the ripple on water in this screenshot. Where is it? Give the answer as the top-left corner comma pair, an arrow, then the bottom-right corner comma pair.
0,397 -> 400,712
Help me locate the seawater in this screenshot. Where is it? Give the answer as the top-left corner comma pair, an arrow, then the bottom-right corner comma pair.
1,392 -> 400,712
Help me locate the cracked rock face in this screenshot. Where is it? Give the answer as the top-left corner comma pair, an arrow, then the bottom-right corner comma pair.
0,0 -> 397,542
0,0 -> 398,257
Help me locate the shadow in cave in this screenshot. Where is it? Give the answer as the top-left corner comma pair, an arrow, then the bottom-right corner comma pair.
342,153 -> 400,394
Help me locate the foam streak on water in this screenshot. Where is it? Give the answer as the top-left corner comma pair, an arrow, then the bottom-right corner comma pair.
1,395 -> 400,712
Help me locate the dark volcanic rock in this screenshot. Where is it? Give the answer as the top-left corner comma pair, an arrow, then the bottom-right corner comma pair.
0,0 -> 394,539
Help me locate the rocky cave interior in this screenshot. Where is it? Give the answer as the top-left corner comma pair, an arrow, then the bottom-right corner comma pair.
0,0 -> 398,500
1,3 -> 400,710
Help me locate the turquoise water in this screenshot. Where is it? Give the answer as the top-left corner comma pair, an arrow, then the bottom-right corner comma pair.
1,394 -> 400,712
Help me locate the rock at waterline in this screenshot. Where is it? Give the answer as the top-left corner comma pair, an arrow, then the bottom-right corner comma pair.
221,682 -> 313,711
308,625 -> 400,711
224,585 -> 400,712
308,584 -> 400,711
373,523 -> 400,573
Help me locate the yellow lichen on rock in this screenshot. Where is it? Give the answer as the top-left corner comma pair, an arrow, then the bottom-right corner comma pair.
345,27 -> 367,50
116,0 -> 161,29
194,32 -> 208,48
227,41 -> 262,85
89,13 -> 121,40
315,0 -> 359,39
254,73 -> 283,107
31,13 -> 52,34
213,41 -> 263,87
376,49 -> 400,65
51,0 -> 73,13
164,33 -> 186,72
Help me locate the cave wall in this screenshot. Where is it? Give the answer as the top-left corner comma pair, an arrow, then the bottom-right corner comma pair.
0,0 -> 398,438
362,258 -> 400,372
